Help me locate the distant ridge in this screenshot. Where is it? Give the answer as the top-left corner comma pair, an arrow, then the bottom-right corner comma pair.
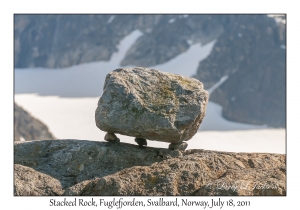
14,103 -> 56,141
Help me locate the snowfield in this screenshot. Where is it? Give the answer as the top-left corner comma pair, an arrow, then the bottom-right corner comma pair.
15,30 -> 285,154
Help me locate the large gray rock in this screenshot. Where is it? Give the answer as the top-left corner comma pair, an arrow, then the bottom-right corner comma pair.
14,140 -> 286,196
95,67 -> 208,143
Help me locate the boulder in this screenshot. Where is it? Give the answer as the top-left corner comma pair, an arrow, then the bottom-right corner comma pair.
14,140 -> 286,196
14,164 -> 63,196
95,67 -> 208,144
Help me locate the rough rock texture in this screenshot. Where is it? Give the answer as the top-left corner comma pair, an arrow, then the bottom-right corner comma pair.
14,140 -> 286,196
14,103 -> 56,141
95,67 -> 209,143
14,164 -> 63,195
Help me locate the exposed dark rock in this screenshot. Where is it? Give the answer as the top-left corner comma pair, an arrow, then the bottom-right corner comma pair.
15,15 -> 123,68
14,103 -> 56,141
135,138 -> 147,147
193,15 -> 286,127
14,15 -> 223,69
14,140 -> 286,196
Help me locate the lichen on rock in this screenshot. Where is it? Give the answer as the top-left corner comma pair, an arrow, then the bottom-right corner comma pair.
95,67 -> 209,143
14,140 -> 286,196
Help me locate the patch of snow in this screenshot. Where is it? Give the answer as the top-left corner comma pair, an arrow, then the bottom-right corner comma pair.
16,31 -> 211,98
231,96 -> 235,101
207,75 -> 229,94
149,40 -> 216,77
15,30 -> 143,98
280,45 -> 286,49
186,40 -> 193,45
267,15 -> 286,24
107,15 -> 115,24
20,136 -> 25,142
168,18 -> 175,23
237,33 -> 243,38
183,14 -> 189,18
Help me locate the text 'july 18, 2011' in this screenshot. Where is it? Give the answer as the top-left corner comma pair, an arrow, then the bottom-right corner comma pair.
49,198 -> 251,209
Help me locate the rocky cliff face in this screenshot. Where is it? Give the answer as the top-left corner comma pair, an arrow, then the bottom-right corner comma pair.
14,103 -> 56,141
193,15 -> 286,127
14,140 -> 286,196
14,15 -> 222,69
14,14 -> 286,128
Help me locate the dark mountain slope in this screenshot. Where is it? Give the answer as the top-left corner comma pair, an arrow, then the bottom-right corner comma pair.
14,103 -> 56,141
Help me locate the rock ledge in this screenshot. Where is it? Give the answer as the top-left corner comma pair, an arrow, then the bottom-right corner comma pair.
14,140 -> 286,196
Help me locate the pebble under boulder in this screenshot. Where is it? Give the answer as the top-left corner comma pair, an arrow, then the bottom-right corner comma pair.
95,67 -> 208,146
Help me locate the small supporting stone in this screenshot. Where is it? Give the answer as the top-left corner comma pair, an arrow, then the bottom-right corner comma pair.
135,137 -> 147,147
169,142 -> 188,151
104,133 -> 120,142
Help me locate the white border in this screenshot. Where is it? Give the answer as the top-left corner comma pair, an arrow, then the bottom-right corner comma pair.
1,1 -> 297,209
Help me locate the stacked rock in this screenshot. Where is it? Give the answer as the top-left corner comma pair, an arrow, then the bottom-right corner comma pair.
95,67 -> 208,150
